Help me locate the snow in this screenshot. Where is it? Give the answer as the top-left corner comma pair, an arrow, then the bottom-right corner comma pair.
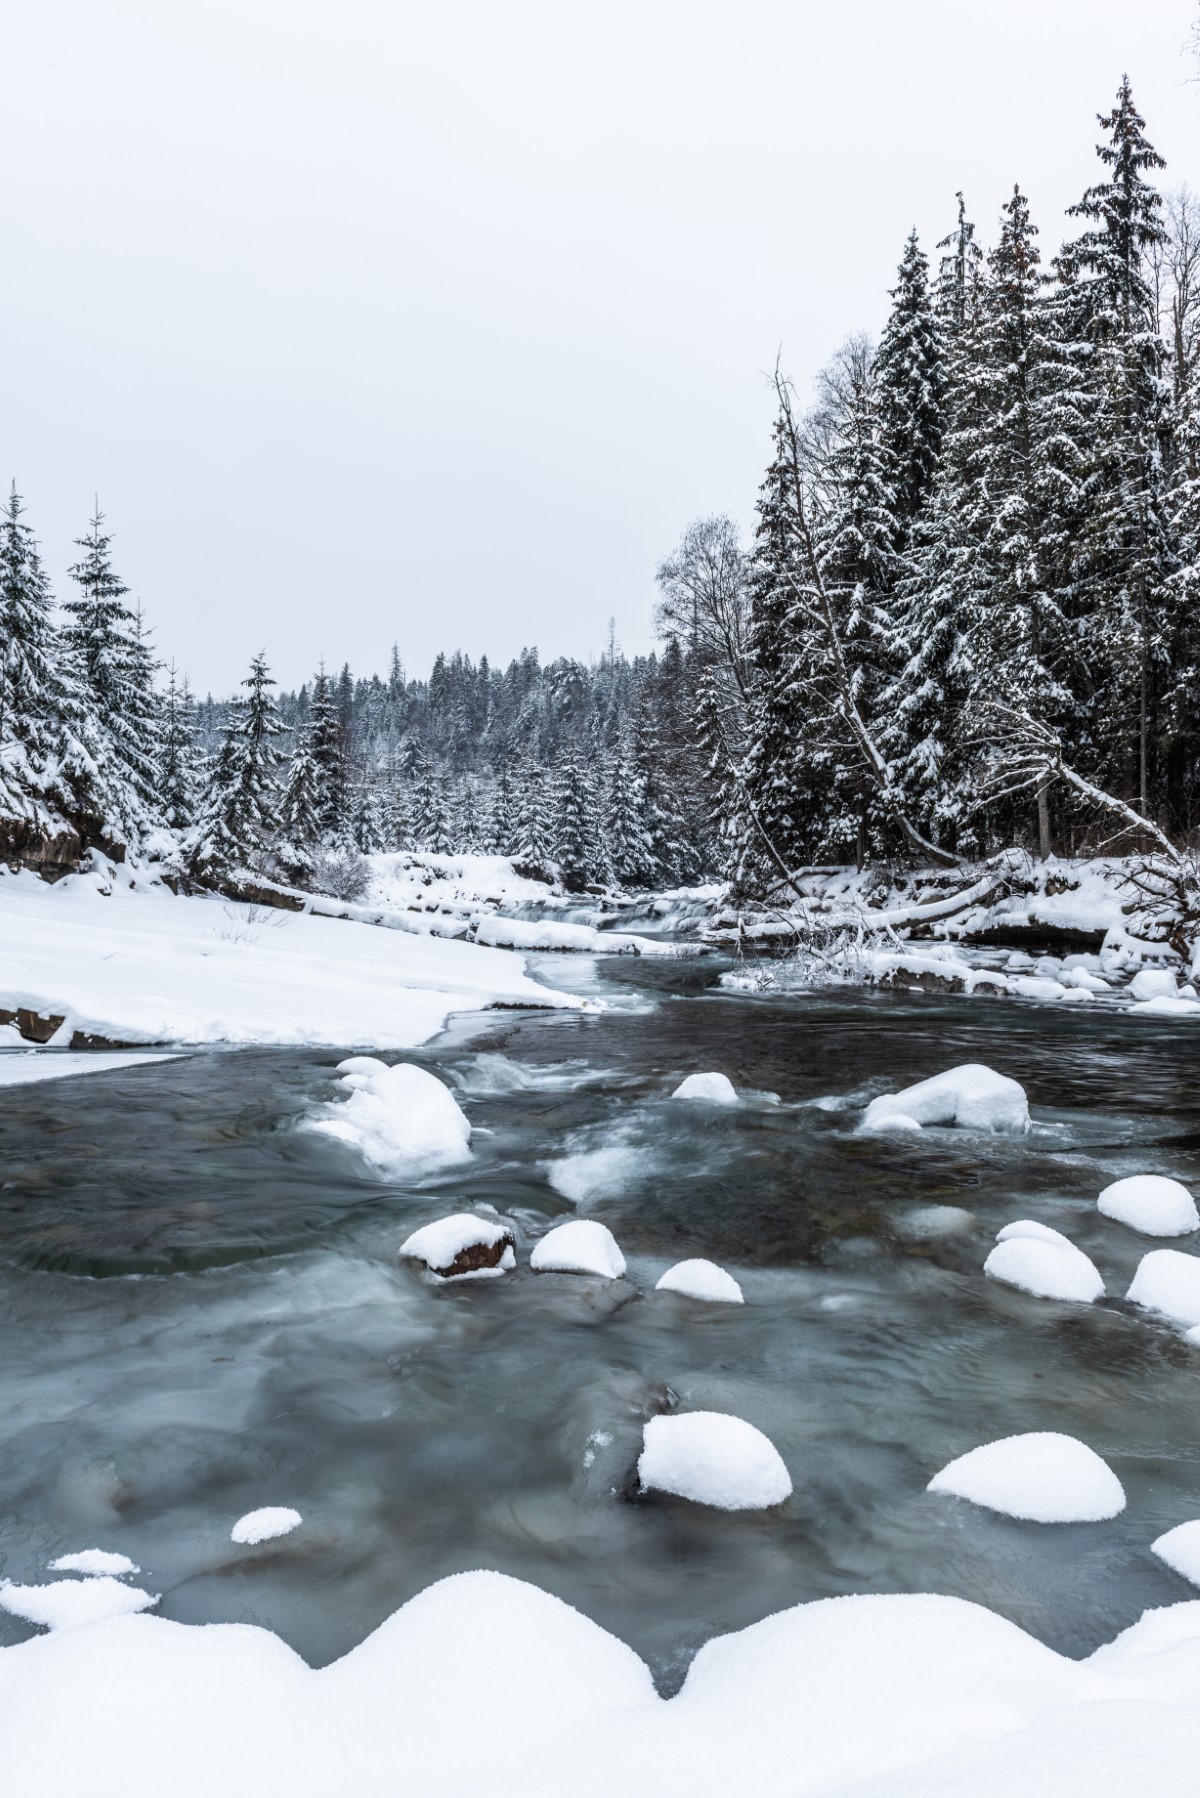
1129,968 -> 1179,1001
399,1213 -> 515,1277
984,1230 -> 1104,1304
0,1049 -> 179,1087
996,1218 -> 1074,1247
671,1071 -> 739,1104
639,1411 -> 791,1510
1152,1522 -> 1200,1587
1126,1250 -> 1200,1329
0,1574 -> 159,1629
1129,995 -> 1200,1019
305,1061 -> 472,1176
1098,1175 -> 1198,1238
6,1568 -> 1200,1794
927,1432 -> 1126,1522
334,1054 -> 389,1075
230,1507 -> 303,1546
49,1549 -> 139,1577
655,1259 -> 744,1303
863,1063 -> 1029,1134
545,1143 -> 644,1205
529,1219 -> 626,1279
0,866 -> 581,1049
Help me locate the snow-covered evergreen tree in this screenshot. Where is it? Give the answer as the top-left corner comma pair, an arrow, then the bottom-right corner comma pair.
159,663 -> 201,831
875,232 -> 946,545
186,652 -> 285,879
552,753 -> 605,888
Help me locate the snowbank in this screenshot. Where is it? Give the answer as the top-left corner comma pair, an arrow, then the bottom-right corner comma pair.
0,1574 -> 159,1629
306,1062 -> 472,1176
1129,968 -> 1179,1001
399,1213 -> 515,1278
0,866 -> 581,1049
671,1071 -> 739,1104
655,1259 -> 744,1303
638,1411 -> 792,1510
230,1508 -> 303,1546
0,1049 -> 179,1087
1098,1175 -> 1198,1238
927,1432 -> 1125,1522
984,1228 -> 1104,1304
7,1568 -> 1200,1794
863,1064 -> 1029,1134
529,1219 -> 626,1279
1152,1521 -> 1200,1587
1126,1250 -> 1200,1329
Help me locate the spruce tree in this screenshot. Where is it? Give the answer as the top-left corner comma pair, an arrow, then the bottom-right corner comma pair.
186,652 -> 285,879
552,753 -> 604,888
875,232 -> 946,545
159,663 -> 201,831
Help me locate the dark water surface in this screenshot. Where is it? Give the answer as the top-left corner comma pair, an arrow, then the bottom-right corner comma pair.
2,962 -> 1199,1690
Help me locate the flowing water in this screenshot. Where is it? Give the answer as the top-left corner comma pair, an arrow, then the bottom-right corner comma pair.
2,954 -> 1199,1690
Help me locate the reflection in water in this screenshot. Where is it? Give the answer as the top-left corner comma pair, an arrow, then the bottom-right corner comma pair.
1,973 -> 1199,1689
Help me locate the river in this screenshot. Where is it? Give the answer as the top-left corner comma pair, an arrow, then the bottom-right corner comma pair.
1,950 -> 1198,1691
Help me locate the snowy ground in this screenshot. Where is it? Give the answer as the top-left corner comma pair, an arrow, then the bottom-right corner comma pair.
3,1568 -> 1200,1795
0,863 -> 583,1050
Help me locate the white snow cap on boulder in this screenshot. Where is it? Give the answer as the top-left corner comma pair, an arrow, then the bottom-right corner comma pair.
863,1064 -> 1029,1134
672,1071 -> 739,1105
1126,1249 -> 1200,1329
655,1259 -> 744,1304
1129,968 -> 1178,1002
400,1213 -> 515,1278
1151,1520 -> 1200,1587
530,1219 -> 626,1279
1098,1175 -> 1198,1238
0,1575 -> 160,1630
231,1508 -> 303,1546
335,1055 -> 390,1075
48,1548 -> 139,1577
638,1411 -> 792,1510
309,1061 -> 471,1176
984,1223 -> 1104,1304
928,1432 -> 1125,1522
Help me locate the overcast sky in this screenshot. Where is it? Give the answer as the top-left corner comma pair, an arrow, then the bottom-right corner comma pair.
3,1 -> 1197,694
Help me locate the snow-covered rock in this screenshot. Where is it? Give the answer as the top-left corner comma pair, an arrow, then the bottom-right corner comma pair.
1126,1249 -> 1200,1328
529,1219 -> 626,1279
335,1055 -> 389,1075
1010,975 -> 1068,1002
1129,995 -> 1200,1018
984,1228 -> 1103,1304
0,1575 -> 160,1630
655,1259 -> 744,1303
308,1062 -> 472,1176
927,1432 -> 1125,1522
862,1064 -> 1029,1134
1129,968 -> 1179,1001
1097,1174 -> 1198,1238
48,1549 -> 139,1577
638,1412 -> 792,1510
231,1508 -> 303,1546
671,1071 -> 739,1105
1151,1520 -> 1200,1587
399,1213 -> 515,1278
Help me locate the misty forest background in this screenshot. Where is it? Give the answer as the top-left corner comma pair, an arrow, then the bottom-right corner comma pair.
2,78 -> 1199,898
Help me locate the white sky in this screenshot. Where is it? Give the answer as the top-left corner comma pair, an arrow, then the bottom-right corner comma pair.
3,0 -> 1197,694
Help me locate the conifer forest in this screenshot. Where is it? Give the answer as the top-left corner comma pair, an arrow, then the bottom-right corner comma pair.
3,78 -> 1199,899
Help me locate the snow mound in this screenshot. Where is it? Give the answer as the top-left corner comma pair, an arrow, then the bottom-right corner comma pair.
335,1055 -> 389,1075
927,1432 -> 1125,1522
308,1062 -> 471,1176
671,1072 -> 739,1105
230,1508 -> 302,1546
1129,968 -> 1179,1001
863,1064 -> 1029,1134
655,1259 -> 744,1303
1098,1175 -> 1198,1238
1126,1249 -> 1200,1328
638,1411 -> 792,1510
984,1230 -> 1103,1304
399,1213 -> 515,1278
0,1575 -> 160,1630
49,1549 -> 139,1577
530,1219 -> 626,1279
996,1218 -> 1073,1246
1129,994 -> 1200,1018
1152,1521 -> 1200,1587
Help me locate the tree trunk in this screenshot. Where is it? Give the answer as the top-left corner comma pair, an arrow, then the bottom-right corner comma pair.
1036,779 -> 1052,861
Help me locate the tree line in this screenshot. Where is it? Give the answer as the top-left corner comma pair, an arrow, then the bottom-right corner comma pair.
2,77 -> 1196,901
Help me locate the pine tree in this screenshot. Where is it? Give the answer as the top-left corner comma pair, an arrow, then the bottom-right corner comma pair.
186,652 -> 285,878
159,663 -> 201,831
63,505 -> 161,835
552,753 -> 605,888
604,737 -> 654,888
488,762 -> 520,855
308,665 -> 345,833
1062,76 -> 1174,818
512,755 -> 554,865
277,729 -> 324,882
875,232 -> 946,545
